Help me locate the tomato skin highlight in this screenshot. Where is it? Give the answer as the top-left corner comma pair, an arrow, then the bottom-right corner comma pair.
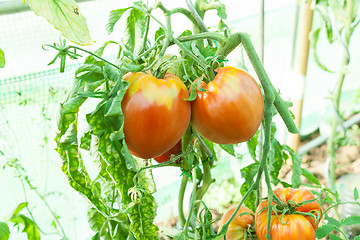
255,188 -> 322,240
153,140 -> 182,163
219,206 -> 254,240
122,72 -> 191,159
191,66 -> 264,145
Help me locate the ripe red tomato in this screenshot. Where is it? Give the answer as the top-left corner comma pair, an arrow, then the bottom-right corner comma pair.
153,140 -> 182,163
219,206 -> 254,240
191,66 -> 264,145
255,188 -> 322,240
122,72 -> 191,159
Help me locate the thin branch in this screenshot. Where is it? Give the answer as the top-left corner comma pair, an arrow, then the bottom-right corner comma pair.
185,0 -> 214,46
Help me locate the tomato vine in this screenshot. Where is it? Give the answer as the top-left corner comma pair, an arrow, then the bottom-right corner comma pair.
43,0 -> 360,239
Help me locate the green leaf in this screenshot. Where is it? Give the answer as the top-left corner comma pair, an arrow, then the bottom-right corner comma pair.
219,144 -> 235,156
217,3 -> 227,19
106,8 -> 130,34
129,194 -> 159,239
0,222 -> 10,240
0,48 -> 5,68
201,138 -> 217,161
240,162 -> 259,212
316,224 -> 336,238
123,2 -> 146,52
184,86 -> 197,101
154,27 -> 166,43
26,0 -> 94,45
302,168 -> 321,186
55,67 -> 110,215
341,216 -> 360,226
196,202 -> 216,237
246,130 -> 259,161
80,131 -> 92,151
354,187 -> 359,200
10,214 -> 40,240
310,28 -> 334,73
354,236 -> 360,240
88,207 -> 130,239
283,145 -> 302,188
313,4 -> 334,43
218,19 -> 228,32
325,214 -> 341,228
87,103 -> 158,238
85,41 -> 121,64
11,202 -> 28,218
269,139 -> 285,185
329,234 -> 342,240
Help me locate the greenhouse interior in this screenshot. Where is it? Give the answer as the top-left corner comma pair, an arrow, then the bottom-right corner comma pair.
0,0 -> 360,239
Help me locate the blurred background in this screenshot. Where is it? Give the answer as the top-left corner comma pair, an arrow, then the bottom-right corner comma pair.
1,0 -> 359,239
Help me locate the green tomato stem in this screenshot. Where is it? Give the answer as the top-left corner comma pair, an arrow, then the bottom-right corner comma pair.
65,45 -> 121,70
237,32 -> 298,134
172,37 -> 207,70
183,168 -> 198,233
177,32 -> 224,44
327,0 -> 354,189
178,173 -> 188,228
185,0 -> 214,47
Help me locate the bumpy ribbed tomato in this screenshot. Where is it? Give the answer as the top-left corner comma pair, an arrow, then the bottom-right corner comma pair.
219,206 -> 254,240
122,72 -> 191,159
191,66 -> 264,144
255,188 -> 322,240
153,140 -> 182,163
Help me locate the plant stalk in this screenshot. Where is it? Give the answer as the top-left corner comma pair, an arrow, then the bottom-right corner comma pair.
327,0 -> 353,189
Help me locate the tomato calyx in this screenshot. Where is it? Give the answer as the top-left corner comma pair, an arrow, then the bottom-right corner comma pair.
262,197 -> 322,226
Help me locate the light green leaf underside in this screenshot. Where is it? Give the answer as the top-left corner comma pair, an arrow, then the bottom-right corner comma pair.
27,0 -> 94,45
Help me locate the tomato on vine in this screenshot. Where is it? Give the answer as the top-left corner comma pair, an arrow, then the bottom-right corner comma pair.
153,140 -> 182,163
122,72 -> 191,159
191,66 -> 264,145
219,206 -> 254,240
255,188 -> 322,240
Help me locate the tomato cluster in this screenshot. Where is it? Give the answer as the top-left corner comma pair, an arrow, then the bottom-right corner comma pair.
220,188 -> 321,240
121,66 -> 264,161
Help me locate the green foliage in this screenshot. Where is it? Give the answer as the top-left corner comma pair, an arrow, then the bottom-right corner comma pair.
0,48 -> 5,68
54,52 -> 158,238
107,8 -> 131,34
240,162 -> 259,212
316,214 -> 360,239
218,144 -> 235,156
0,222 -> 10,240
88,206 -> 130,239
106,2 -> 146,52
0,202 -> 41,240
25,0 -> 94,45
10,214 -> 40,240
214,0 -> 227,19
310,28 -> 334,73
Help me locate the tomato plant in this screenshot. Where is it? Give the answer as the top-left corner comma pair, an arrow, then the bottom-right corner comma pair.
153,140 -> 182,163
122,72 -> 191,159
255,188 -> 321,240
219,206 -> 254,240
43,0 -> 360,239
191,66 -> 264,144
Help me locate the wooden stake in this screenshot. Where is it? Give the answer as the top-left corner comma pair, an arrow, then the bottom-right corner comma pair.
287,0 -> 314,153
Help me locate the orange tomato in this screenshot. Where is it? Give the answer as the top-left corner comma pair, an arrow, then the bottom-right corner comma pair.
255,188 -> 322,240
122,72 -> 191,159
219,206 -> 254,240
191,66 -> 264,144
